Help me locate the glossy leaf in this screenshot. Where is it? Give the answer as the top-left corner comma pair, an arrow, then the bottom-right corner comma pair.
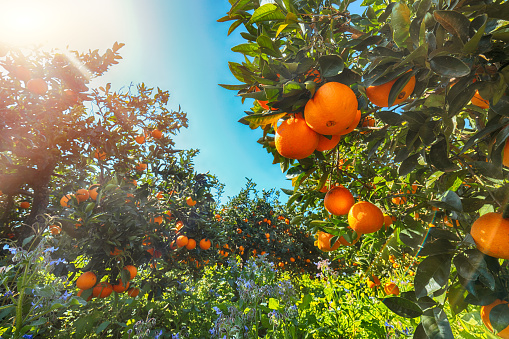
421,307 -> 454,339
428,139 -> 458,172
249,4 -> 286,23
429,56 -> 471,78
383,297 -> 423,318
318,55 -> 344,77
490,303 -> 509,334
399,153 -> 420,177
376,111 -> 403,125
415,254 -> 452,298
391,3 -> 412,49
242,112 -> 286,128
433,10 -> 470,43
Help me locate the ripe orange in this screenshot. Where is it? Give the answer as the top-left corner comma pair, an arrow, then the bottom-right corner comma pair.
76,189 -> 90,203
304,82 -> 358,135
49,224 -> 61,235
481,299 -> 509,338
88,186 -> 99,200
360,116 -> 375,134
123,265 -> 137,280
275,113 -> 319,159
176,235 -> 189,248
383,214 -> 393,229
367,280 -> 376,289
151,129 -> 163,139
92,282 -> 113,298
366,75 -> 416,107
60,194 -> 74,207
391,194 -> 407,205
152,216 -> 163,225
135,163 -> 147,171
348,201 -> 384,234
26,78 -> 48,95
20,201 -> 30,209
109,247 -> 123,256
316,231 -> 341,252
185,238 -> 197,250
503,140 -> 509,167
94,150 -> 107,160
13,65 -> 31,82
186,197 -> 197,206
471,90 -> 489,109
76,271 -> 97,290
338,109 -> 362,135
316,134 -> 341,152
199,238 -> 211,250
112,279 -> 130,293
470,212 -> 509,259
324,186 -> 355,216
127,287 -> 140,297
175,220 -> 184,231
135,135 -> 145,144
384,282 -> 400,296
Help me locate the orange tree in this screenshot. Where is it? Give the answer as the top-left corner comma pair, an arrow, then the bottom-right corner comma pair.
0,44 -> 224,301
213,180 -> 323,274
220,0 -> 509,337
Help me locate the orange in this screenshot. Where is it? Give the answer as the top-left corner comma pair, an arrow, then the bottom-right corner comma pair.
26,78 -> 48,95
60,194 -> 74,207
384,282 -> 400,296
94,150 -> 107,160
88,186 -> 99,200
135,163 -> 147,171
304,82 -> 358,135
76,271 -> 97,290
348,201 -> 384,234
316,231 -> 341,252
135,135 -> 145,144
186,197 -> 197,206
151,129 -> 163,139
49,224 -> 61,235
338,109 -> 362,135
112,279 -> 130,293
152,216 -> 163,225
316,134 -> 341,152
199,238 -> 211,250
127,287 -> 140,297
13,65 -> 31,82
123,265 -> 137,280
383,214 -> 393,229
470,212 -> 509,259
503,140 -> 509,167
324,186 -> 355,216
304,69 -> 322,84
76,189 -> 89,203
471,90 -> 489,109
20,201 -> 30,209
360,116 -> 375,134
366,75 -> 416,107
109,247 -> 123,256
391,194 -> 407,205
175,220 -> 184,231
176,235 -> 189,248
481,299 -> 509,338
185,238 -> 197,250
92,282 -> 113,298
275,113 -> 319,159
367,280 -> 376,289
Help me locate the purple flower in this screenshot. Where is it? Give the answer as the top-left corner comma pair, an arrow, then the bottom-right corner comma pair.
22,335 -> 33,339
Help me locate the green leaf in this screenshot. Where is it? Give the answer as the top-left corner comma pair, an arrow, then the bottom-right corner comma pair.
22,235 -> 35,247
460,122 -> 502,154
415,254 -> 452,298
283,81 -> 304,97
383,297 -> 423,318
299,294 -> 312,311
439,190 -> 463,212
376,111 -> 403,125
318,55 -> 344,77
399,153 -> 420,177
463,16 -> 487,54
391,3 -> 412,49
257,35 -> 282,58
448,82 -> 478,117
470,161 -> 504,179
429,56 -> 471,78
249,4 -> 286,23
231,43 -> 259,56
433,10 -> 470,43
397,45 -> 428,68
428,139 -> 458,172
421,307 -> 455,339
95,320 -> 111,334
228,19 -> 243,36
490,303 -> 509,335
453,250 -> 486,281
219,83 -> 250,90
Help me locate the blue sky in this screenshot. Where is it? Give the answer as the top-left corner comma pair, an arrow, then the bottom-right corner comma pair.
0,0 -> 363,201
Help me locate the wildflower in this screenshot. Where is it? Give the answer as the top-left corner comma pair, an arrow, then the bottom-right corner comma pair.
4,290 -> 13,298
22,335 -> 33,339
44,246 -> 58,253
49,258 -> 67,266
384,320 -> 394,329
59,290 -> 72,301
171,334 -> 180,339
212,306 -> 222,315
3,244 -> 17,255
